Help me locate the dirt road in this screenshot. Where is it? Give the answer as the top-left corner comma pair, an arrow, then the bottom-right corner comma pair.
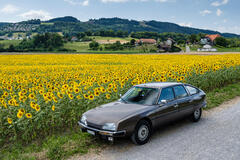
71,97 -> 240,160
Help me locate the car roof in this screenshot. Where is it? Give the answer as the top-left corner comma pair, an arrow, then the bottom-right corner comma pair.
135,82 -> 183,89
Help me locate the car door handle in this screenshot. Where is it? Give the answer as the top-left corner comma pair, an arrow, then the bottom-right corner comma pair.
174,104 -> 178,108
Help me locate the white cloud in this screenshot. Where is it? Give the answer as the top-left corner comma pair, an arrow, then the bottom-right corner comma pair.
211,0 -> 229,7
101,0 -> 128,3
19,10 -> 52,21
200,10 -> 212,16
100,0 -> 172,3
0,4 -> 19,14
216,9 -> 223,16
178,22 -> 193,27
64,0 -> 89,6
216,26 -> 240,34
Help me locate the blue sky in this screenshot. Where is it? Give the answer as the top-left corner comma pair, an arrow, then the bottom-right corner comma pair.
0,0 -> 239,34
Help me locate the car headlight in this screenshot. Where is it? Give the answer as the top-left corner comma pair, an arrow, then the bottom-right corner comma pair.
102,123 -> 116,131
81,115 -> 87,125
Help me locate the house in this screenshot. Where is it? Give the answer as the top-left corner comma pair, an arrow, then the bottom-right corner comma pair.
136,39 -> 157,45
198,44 -> 217,52
201,34 -> 221,45
157,38 -> 177,52
71,36 -> 78,42
206,34 -> 221,42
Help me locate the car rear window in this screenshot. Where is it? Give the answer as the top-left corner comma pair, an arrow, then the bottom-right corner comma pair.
173,85 -> 188,99
185,86 -> 199,95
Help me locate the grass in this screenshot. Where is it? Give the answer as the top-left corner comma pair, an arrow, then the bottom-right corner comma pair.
91,36 -> 134,41
206,82 -> 240,109
0,40 -> 21,48
0,130 -> 101,160
1,80 -> 240,160
64,42 -> 90,52
215,47 -> 240,52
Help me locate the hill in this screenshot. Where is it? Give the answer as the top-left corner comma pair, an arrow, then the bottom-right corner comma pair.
0,17 -> 239,38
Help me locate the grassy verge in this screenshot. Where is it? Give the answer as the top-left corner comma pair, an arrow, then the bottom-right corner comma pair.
0,129 -> 102,160
1,81 -> 240,160
206,82 -> 240,109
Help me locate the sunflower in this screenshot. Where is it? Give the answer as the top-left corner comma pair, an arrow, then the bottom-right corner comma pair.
84,94 -> 88,99
25,113 -> 32,119
74,88 -> 80,93
113,88 -> 117,92
101,88 -> 106,93
76,95 -> 82,99
30,102 -> 36,109
28,93 -> 35,99
53,97 -> 58,103
94,91 -> 100,97
89,94 -> 94,100
52,105 -> 55,111
68,94 -> 73,100
17,112 -> 23,119
18,108 -> 26,114
39,90 -> 44,94
106,94 -> 111,99
35,105 -> 40,112
7,118 -> 12,124
57,92 -> 63,98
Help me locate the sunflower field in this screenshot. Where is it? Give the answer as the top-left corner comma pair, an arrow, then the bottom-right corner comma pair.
1,54 -> 240,145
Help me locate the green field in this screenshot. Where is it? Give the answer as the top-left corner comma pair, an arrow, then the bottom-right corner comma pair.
64,42 -> 90,52
0,40 -> 21,48
91,36 -> 134,41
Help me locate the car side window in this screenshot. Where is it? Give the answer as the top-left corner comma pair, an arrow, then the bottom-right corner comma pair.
159,87 -> 175,102
185,86 -> 199,95
173,85 -> 188,99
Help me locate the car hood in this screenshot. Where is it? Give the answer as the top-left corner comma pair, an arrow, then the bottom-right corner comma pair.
84,101 -> 152,125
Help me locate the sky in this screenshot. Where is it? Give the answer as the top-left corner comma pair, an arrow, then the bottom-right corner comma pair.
0,0 -> 239,34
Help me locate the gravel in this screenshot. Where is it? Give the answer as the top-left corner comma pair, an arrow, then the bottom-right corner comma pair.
71,97 -> 240,160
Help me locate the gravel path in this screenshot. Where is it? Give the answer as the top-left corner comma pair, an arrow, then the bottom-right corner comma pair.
71,97 -> 240,160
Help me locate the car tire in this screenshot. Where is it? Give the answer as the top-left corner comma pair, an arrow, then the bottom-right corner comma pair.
191,108 -> 202,122
131,120 -> 151,145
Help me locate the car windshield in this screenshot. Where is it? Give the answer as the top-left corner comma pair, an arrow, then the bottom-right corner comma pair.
121,87 -> 159,105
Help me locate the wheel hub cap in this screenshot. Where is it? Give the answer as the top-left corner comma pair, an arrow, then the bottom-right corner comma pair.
138,125 -> 149,141
194,109 -> 200,119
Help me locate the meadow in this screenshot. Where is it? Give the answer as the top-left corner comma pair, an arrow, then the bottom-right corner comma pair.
1,54 -> 240,148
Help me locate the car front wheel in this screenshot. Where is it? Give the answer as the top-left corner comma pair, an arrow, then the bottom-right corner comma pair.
131,120 -> 151,145
191,108 -> 202,122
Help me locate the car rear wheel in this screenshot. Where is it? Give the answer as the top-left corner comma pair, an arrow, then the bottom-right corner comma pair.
191,108 -> 202,122
131,120 -> 151,145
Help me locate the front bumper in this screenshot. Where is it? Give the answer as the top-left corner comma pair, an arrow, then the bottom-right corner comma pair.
78,121 -> 126,137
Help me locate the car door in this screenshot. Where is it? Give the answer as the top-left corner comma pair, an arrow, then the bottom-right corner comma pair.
173,85 -> 193,116
151,87 -> 179,126
185,85 -> 205,109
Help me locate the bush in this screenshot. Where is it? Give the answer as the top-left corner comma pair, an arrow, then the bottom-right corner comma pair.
89,41 -> 99,50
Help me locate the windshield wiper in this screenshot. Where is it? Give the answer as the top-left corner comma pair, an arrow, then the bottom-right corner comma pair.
120,97 -> 128,103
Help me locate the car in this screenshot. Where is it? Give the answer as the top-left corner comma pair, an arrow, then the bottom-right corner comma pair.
78,82 -> 207,145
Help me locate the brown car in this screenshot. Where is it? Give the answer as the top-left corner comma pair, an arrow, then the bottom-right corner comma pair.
79,82 -> 206,145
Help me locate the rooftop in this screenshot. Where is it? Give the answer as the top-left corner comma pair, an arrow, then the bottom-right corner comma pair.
206,34 -> 221,41
135,82 -> 182,89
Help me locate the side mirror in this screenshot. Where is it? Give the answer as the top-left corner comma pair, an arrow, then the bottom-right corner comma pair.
159,100 -> 167,106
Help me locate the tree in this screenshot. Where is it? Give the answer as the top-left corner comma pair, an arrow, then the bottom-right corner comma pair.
130,39 -> 136,45
189,34 -> 197,44
89,41 -> 99,50
8,45 -> 15,52
215,37 -> 229,47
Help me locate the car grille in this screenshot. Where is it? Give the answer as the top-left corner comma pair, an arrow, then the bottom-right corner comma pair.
87,121 -> 102,130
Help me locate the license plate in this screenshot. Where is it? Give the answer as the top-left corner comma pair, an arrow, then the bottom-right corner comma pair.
87,130 -> 95,135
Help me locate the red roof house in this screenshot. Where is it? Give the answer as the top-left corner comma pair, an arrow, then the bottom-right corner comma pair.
137,39 -> 157,44
205,34 -> 221,42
